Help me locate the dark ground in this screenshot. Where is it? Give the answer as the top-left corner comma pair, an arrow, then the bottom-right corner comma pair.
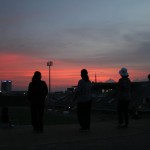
0,113 -> 150,150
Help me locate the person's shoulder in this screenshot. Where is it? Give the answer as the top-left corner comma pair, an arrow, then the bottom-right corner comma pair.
78,79 -> 85,85
41,80 -> 47,85
118,78 -> 122,82
88,79 -> 91,83
125,77 -> 131,83
78,79 -> 83,83
29,81 -> 32,85
127,77 -> 131,82
28,81 -> 33,87
88,80 -> 92,85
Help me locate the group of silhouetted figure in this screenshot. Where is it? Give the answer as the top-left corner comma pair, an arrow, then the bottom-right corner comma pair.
1,68 -> 150,132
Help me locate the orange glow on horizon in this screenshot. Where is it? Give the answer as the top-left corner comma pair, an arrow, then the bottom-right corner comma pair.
0,53 -> 149,91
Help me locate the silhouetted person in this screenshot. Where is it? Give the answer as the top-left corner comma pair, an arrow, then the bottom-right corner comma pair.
143,74 -> 150,109
148,74 -> 150,81
1,107 -> 9,123
28,71 -> 48,133
73,69 -> 92,131
1,107 -> 13,128
117,68 -> 131,128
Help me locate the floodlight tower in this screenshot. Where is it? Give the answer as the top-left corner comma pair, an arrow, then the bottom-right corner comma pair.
47,61 -> 53,94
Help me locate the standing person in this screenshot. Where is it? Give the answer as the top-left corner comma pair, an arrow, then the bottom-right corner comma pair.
28,71 -> 48,133
1,107 -> 13,128
148,74 -> 150,81
117,68 -> 131,128
73,69 -> 92,131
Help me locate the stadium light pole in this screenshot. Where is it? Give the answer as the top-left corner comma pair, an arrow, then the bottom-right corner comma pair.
47,61 -> 53,94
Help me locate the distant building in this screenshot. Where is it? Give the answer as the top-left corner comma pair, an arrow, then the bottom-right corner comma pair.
1,80 -> 12,93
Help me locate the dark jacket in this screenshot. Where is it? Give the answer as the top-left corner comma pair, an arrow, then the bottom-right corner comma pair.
117,77 -> 131,101
28,80 -> 48,104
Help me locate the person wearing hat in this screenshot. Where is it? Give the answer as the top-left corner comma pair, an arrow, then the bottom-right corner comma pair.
117,68 -> 131,128
73,69 -> 92,131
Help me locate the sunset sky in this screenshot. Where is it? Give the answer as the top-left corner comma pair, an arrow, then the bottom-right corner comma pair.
1,0 -> 150,91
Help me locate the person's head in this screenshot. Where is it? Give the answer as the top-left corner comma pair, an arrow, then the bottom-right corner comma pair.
81,69 -> 89,81
32,71 -> 41,82
119,68 -> 129,77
